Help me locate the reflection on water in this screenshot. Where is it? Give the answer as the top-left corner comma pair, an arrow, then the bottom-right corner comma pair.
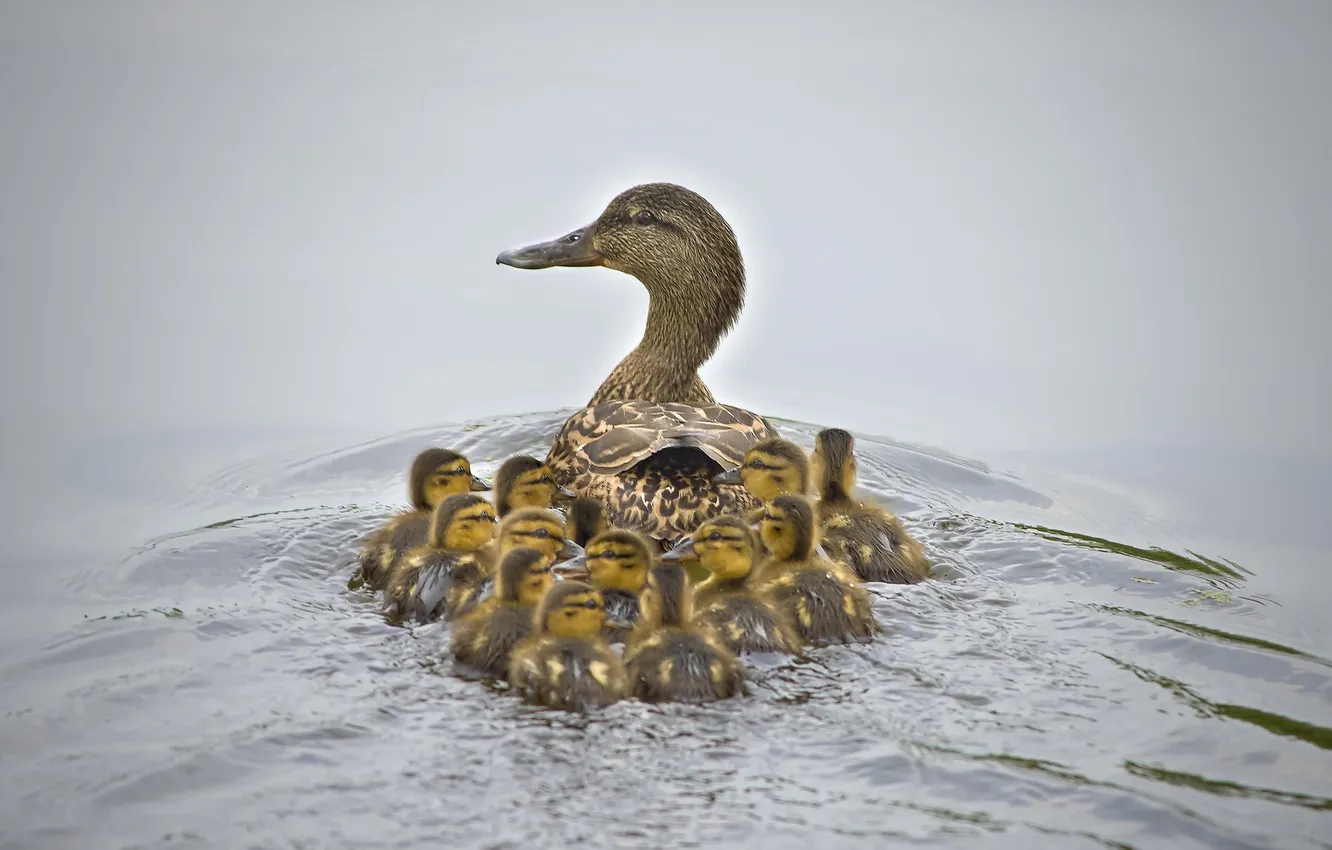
0,412 -> 1329,850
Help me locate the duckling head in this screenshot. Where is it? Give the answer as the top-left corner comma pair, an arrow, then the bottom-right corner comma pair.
497,184 -> 745,377
494,455 -> 575,517
759,494 -> 818,563
639,562 -> 693,629
582,530 -> 654,595
811,428 -> 857,502
662,515 -> 756,582
713,438 -> 809,503
427,493 -> 497,551
410,448 -> 490,511
535,581 -> 606,639
563,497 -> 609,548
496,546 -> 555,607
497,507 -> 582,564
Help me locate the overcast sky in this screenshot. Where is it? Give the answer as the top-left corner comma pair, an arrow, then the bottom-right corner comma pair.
1,1 -> 1328,480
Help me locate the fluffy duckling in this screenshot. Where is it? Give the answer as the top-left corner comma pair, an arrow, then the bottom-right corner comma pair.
713,437 -> 810,507
574,529 -> 654,644
449,547 -> 554,677
356,448 -> 490,590
756,494 -> 879,645
623,562 -> 746,703
508,581 -> 627,712
494,454 -> 576,517
662,516 -> 800,656
382,493 -> 497,623
563,497 -> 610,547
444,507 -> 582,621
811,428 -> 929,584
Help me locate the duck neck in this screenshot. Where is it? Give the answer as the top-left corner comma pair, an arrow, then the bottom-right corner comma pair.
588,259 -> 744,405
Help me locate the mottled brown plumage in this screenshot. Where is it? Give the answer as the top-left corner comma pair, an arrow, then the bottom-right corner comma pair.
496,183 -> 779,546
812,428 -> 929,584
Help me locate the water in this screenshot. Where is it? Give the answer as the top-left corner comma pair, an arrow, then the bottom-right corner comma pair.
1,412 -> 1327,850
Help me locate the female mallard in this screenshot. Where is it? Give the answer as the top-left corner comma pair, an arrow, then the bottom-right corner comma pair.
809,428 -> 930,584
496,183 -> 779,548
356,448 -> 489,590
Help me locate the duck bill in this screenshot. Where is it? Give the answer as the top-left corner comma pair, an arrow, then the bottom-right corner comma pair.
469,475 -> 491,492
558,538 -> 585,561
712,466 -> 743,485
552,552 -> 590,581
660,537 -> 697,564
495,224 -> 603,269
553,483 -> 577,504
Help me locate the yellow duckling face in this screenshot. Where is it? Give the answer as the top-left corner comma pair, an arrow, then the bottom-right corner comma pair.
428,494 -> 497,551
494,455 -> 576,516
497,508 -> 582,564
537,581 -> 607,639
496,547 -> 555,607
638,563 -> 693,629
713,438 -> 809,503
583,530 -> 653,594
759,494 -> 818,563
412,448 -> 491,511
662,516 -> 755,582
811,428 -> 858,500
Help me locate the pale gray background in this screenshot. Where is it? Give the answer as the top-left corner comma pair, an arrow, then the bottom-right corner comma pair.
1,1 -> 1328,556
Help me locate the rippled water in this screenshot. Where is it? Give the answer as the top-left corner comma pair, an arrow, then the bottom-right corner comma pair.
2,411 -> 1329,849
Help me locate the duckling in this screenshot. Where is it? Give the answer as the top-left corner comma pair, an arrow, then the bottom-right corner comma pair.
622,562 -> 746,703
355,448 -> 489,590
508,581 -> 627,712
382,493 -> 497,623
497,183 -> 781,546
449,547 -> 554,677
755,494 -> 878,645
810,428 -> 929,584
712,437 -> 811,510
444,507 -> 581,621
494,454 -> 576,517
578,529 -> 654,644
563,497 -> 609,547
661,516 -> 800,656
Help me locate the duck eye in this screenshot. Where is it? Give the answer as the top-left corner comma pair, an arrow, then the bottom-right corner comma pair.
632,210 -> 654,225
533,528 -> 549,539
708,532 -> 722,541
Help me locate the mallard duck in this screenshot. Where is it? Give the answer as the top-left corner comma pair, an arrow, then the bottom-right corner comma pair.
355,448 -> 489,590
443,507 -> 581,621
496,183 -> 780,547
449,547 -> 554,678
810,428 -> 929,584
494,454 -> 576,517
755,494 -> 878,645
622,562 -> 746,703
570,529 -> 654,644
381,493 -> 497,623
508,581 -> 627,712
661,516 -> 800,656
563,497 -> 609,547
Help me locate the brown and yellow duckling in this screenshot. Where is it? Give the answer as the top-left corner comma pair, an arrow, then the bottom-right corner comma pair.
661,516 -> 800,656
494,454 -> 576,517
356,448 -> 489,590
444,507 -> 582,621
508,581 -> 627,712
563,497 -> 609,548
449,547 -> 554,678
623,562 -> 746,703
382,493 -> 497,623
810,428 -> 929,584
713,437 -> 811,514
562,529 -> 654,644
497,183 -> 780,547
755,494 -> 879,645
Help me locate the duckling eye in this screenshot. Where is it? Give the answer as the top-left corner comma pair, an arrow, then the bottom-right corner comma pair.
632,210 -> 655,225
707,532 -> 722,541
533,528 -> 549,539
